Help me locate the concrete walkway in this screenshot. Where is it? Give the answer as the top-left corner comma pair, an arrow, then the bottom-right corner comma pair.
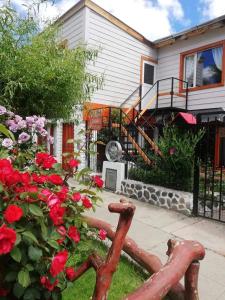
88,189 -> 225,300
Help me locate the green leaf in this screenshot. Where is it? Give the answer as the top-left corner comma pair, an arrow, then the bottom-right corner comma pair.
47,240 -> 59,249
0,183 -> 3,193
18,269 -> 30,288
10,247 -> 22,262
5,271 -> 17,282
13,283 -> 25,298
25,264 -> 34,271
29,204 -> 43,217
28,245 -> 42,261
0,124 -> 15,140
22,231 -> 39,245
39,219 -> 48,240
15,233 -> 22,246
52,291 -> 62,300
23,287 -> 41,300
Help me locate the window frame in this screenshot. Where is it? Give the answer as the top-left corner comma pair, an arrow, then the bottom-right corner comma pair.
179,40 -> 225,92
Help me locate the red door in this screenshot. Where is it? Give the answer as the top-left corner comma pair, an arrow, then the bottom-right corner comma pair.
62,123 -> 74,169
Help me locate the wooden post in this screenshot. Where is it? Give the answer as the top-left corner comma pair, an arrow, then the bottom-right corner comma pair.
184,261 -> 200,300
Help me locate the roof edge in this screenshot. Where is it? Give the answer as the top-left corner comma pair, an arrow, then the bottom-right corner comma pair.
154,14 -> 225,48
56,0 -> 154,48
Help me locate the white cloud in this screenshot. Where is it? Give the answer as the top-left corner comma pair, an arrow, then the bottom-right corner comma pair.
8,0 -> 186,40
92,0 -> 185,40
200,0 -> 225,19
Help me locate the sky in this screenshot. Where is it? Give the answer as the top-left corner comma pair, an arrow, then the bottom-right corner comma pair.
5,0 -> 225,41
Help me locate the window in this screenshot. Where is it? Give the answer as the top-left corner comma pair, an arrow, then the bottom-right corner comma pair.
144,63 -> 154,85
183,45 -> 223,88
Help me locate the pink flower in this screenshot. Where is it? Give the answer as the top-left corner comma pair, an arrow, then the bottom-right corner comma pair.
68,226 -> 80,243
50,250 -> 68,277
68,159 -> 80,168
92,175 -> 104,188
98,229 -> 107,240
82,196 -> 92,209
49,204 -> 65,226
65,267 -> 76,281
40,276 -> 58,291
169,147 -> 176,155
72,192 -> 81,202
18,132 -> 30,144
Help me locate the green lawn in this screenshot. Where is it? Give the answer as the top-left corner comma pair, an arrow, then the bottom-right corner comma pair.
62,240 -> 149,300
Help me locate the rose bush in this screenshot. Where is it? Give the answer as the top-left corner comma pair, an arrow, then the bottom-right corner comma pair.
0,106 -> 104,300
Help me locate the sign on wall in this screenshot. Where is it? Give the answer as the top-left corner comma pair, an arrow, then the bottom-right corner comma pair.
88,109 -> 103,130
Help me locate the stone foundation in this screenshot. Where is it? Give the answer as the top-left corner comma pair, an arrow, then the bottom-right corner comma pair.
121,179 -> 193,215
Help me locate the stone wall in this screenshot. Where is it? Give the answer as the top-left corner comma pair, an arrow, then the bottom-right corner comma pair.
121,179 -> 193,215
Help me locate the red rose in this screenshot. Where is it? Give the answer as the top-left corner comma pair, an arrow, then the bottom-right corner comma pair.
0,224 -> 17,255
92,175 -> 104,188
0,159 -> 13,184
68,226 -> 80,243
0,288 -> 9,296
48,174 -> 63,185
40,276 -> 58,291
6,170 -> 21,186
49,204 -> 65,226
98,229 -> 107,240
65,267 -> 76,281
20,172 -> 31,185
32,173 -> 48,184
82,196 -> 92,209
72,192 -> 81,202
50,250 -> 68,277
4,205 -> 23,224
56,186 -> 68,202
68,159 -> 79,168
35,152 -> 57,169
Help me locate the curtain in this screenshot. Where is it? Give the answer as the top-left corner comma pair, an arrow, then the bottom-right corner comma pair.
212,47 -> 223,71
185,55 -> 194,86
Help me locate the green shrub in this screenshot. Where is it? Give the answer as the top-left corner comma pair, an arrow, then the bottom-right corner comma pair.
129,126 -> 204,192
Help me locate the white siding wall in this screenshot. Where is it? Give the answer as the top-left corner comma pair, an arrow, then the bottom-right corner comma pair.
157,27 -> 225,111
59,8 -> 85,48
86,8 -> 157,107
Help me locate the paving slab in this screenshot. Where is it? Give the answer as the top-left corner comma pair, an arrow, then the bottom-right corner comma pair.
85,188 -> 225,300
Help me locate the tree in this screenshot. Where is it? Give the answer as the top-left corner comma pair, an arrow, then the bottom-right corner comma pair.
0,1 -> 102,119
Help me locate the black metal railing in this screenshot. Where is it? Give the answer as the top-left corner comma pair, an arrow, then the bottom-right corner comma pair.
86,107 -> 154,167
193,112 -> 225,223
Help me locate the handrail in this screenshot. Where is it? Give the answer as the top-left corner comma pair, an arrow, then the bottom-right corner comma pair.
125,239 -> 205,300
118,108 -> 161,157
120,85 -> 141,108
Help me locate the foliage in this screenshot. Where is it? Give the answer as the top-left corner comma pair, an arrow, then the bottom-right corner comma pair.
0,106 -> 104,300
129,126 -> 204,192
0,2 -> 102,119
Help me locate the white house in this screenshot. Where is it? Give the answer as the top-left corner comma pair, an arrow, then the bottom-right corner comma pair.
51,0 -> 225,171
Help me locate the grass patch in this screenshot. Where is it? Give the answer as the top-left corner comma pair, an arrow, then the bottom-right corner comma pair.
62,240 -> 149,300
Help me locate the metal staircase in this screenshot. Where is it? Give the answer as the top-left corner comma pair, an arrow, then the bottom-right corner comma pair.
87,77 -> 188,167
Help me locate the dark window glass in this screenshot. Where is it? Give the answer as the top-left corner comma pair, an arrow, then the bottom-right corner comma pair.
197,46 -> 222,86
144,64 -> 154,85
